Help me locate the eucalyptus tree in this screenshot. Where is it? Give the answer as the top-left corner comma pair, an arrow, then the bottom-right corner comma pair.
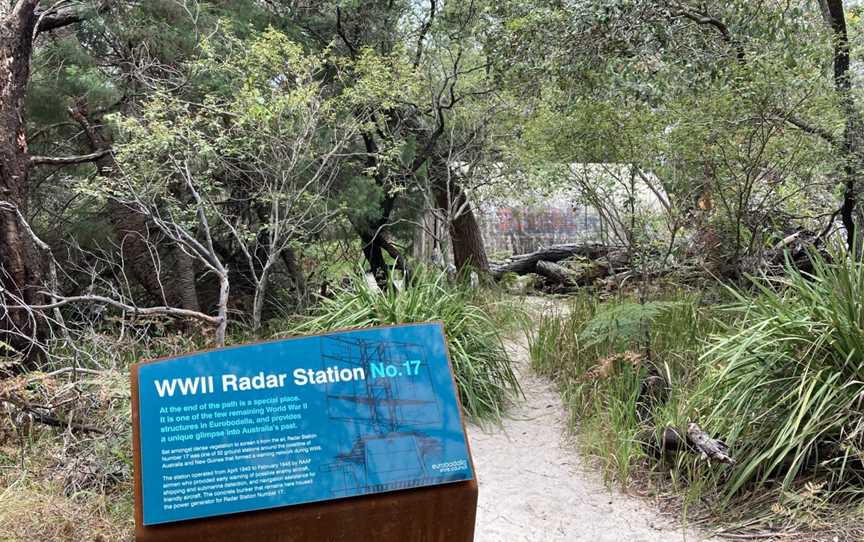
0,1 -> 278,357
488,0 -> 848,271
0,0 -> 113,362
279,0 -> 497,275
112,29 -> 362,331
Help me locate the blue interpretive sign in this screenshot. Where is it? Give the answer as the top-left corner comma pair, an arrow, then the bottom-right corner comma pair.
135,323 -> 473,525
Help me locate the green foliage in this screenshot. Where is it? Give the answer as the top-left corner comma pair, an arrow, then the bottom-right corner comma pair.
578,300 -> 681,349
492,0 -> 842,264
579,361 -> 645,483
529,254 -> 864,530
284,267 -> 520,421
528,291 -> 715,482
695,250 -> 864,499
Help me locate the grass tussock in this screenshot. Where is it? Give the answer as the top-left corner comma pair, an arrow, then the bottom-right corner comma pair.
695,251 -> 864,499
283,266 -> 520,421
527,256 -> 864,536
0,484 -> 132,541
529,291 -> 712,483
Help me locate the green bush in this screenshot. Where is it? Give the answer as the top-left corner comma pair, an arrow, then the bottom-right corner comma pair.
284,267 -> 520,421
527,261 -> 864,531
528,292 -> 710,481
696,250 -> 864,499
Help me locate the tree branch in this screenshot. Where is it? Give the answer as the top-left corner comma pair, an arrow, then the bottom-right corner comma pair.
783,115 -> 838,146
672,4 -> 745,63
335,7 -> 357,58
674,4 -> 840,150
17,294 -> 222,325
29,149 -> 110,166
34,0 -> 115,37
413,0 -> 436,69
35,7 -> 82,35
675,10 -> 732,41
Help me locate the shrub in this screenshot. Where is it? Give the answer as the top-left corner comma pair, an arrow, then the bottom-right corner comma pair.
696,250 -> 864,499
528,292 -> 709,481
284,267 -> 520,421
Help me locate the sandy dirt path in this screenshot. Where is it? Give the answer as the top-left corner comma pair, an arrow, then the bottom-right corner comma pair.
467,333 -> 712,542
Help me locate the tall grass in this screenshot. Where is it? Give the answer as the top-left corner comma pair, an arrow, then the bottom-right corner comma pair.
528,291 -> 712,482
695,251 -> 864,500
284,266 -> 520,421
528,254 -> 864,534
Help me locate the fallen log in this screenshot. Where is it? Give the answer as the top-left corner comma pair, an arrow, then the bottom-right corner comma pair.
491,243 -> 624,277
687,422 -> 735,464
0,393 -> 103,434
535,260 -> 581,287
537,258 -> 616,289
642,422 -> 735,465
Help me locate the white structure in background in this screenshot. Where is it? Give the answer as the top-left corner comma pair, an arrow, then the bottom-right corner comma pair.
413,163 -> 670,262
476,163 -> 669,256
477,197 -> 603,256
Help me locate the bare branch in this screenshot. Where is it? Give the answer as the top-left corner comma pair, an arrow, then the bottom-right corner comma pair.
783,115 -> 838,146
18,294 -> 222,325
29,149 -> 110,166
34,4 -> 82,36
413,0 -> 437,69
335,7 -> 357,58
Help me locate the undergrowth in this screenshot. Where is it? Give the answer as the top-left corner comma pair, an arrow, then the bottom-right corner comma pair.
527,258 -> 864,538
529,291 -> 713,483
0,329 -> 228,541
0,266 -> 524,540
0,370 -> 135,541
283,266 -> 521,421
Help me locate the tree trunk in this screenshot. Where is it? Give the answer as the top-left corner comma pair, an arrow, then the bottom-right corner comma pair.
820,0 -> 860,250
70,101 -> 202,310
251,266 -> 270,332
491,243 -> 623,277
108,199 -> 170,299
282,246 -> 307,308
360,228 -> 389,285
0,1 -> 46,363
535,260 -> 580,287
171,244 -> 200,312
433,178 -> 489,273
215,272 -> 229,347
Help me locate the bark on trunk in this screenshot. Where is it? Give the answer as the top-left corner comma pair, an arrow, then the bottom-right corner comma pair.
433,177 -> 489,273
281,246 -> 307,309
449,196 -> 489,273
108,199 -> 169,299
820,0 -> 860,250
0,1 -> 46,363
171,244 -> 200,313
251,266 -> 270,331
70,102 -> 202,310
214,272 -> 229,347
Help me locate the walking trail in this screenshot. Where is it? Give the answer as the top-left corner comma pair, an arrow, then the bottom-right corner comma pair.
467,331 -> 712,542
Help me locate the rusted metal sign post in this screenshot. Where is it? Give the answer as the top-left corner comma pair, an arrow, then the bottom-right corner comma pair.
132,323 -> 478,541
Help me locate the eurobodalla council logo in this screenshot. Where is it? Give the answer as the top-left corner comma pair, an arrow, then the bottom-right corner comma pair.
431,459 -> 468,474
